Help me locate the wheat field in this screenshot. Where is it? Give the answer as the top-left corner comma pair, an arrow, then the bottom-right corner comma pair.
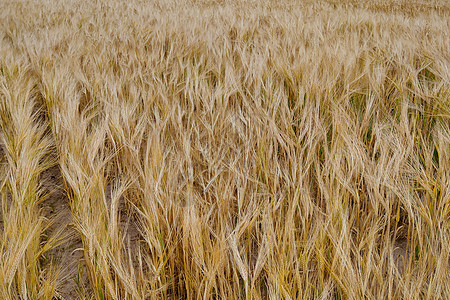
0,0 -> 449,299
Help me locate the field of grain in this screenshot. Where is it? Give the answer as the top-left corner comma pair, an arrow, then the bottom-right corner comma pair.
0,0 -> 449,299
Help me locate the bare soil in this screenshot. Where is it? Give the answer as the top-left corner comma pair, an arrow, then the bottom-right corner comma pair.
39,165 -> 91,299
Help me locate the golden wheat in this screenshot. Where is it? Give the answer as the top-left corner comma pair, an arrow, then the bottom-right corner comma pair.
0,0 -> 449,299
